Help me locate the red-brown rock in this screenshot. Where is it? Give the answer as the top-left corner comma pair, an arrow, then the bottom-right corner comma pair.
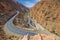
0,0 -> 29,28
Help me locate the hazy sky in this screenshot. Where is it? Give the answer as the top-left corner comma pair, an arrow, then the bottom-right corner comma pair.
16,0 -> 40,8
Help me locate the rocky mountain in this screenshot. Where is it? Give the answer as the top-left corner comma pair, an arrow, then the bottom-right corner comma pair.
0,0 -> 29,27
30,0 -> 60,36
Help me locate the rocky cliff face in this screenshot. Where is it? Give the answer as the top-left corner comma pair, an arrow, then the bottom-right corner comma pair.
30,0 -> 60,36
0,0 -> 29,27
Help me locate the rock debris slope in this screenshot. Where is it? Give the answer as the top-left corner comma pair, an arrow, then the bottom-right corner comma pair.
30,0 -> 60,36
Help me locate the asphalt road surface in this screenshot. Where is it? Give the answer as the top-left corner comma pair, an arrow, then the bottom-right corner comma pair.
4,11 -> 51,37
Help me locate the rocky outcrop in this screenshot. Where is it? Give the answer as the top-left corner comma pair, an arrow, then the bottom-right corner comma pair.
30,0 -> 60,36
0,0 -> 29,28
21,34 -> 60,40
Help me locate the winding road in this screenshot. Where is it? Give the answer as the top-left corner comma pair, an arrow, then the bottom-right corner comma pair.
4,11 -> 51,37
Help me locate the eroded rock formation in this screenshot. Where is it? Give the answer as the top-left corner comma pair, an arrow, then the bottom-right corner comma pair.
21,34 -> 60,40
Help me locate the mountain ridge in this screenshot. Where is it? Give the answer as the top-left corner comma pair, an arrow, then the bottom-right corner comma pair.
0,0 -> 29,28
30,0 -> 60,36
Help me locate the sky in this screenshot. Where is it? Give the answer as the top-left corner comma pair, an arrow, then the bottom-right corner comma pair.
16,0 -> 40,8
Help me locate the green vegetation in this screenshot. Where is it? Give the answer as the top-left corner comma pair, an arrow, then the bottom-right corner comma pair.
50,30 -> 59,36
27,12 -> 30,16
50,22 -> 59,36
